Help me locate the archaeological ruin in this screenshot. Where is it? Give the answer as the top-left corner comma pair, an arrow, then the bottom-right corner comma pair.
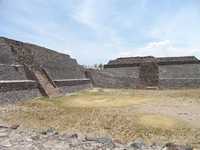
87,56 -> 200,89
1,37 -> 200,103
0,37 -> 91,103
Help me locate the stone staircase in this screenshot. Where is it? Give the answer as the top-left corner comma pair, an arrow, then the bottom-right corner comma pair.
33,69 -> 63,98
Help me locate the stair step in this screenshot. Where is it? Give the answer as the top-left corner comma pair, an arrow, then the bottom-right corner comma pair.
33,70 -> 63,98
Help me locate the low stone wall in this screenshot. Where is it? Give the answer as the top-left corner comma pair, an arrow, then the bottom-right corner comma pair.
0,79 -> 92,103
86,69 -> 139,88
159,78 -> 200,89
0,89 -> 42,103
0,80 -> 42,103
54,79 -> 91,86
0,80 -> 38,92
54,79 -> 92,93
159,64 -> 200,79
103,66 -> 139,78
0,65 -> 28,80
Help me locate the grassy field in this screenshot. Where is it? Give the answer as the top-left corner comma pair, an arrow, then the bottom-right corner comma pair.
1,88 -> 200,146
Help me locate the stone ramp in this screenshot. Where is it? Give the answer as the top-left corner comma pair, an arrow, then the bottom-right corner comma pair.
33,69 -> 63,98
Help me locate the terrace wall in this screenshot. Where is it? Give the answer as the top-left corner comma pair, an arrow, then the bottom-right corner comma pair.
55,79 -> 92,93
103,67 -> 140,78
0,37 -> 92,103
158,64 -> 200,88
0,80 -> 42,103
0,37 -> 86,80
85,69 -> 139,88
159,64 -> 200,78
0,79 -> 92,103
0,65 -> 28,80
98,63 -> 200,89
159,78 -> 200,89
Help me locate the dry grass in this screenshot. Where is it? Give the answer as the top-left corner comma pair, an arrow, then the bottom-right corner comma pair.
138,114 -> 183,129
1,88 -> 200,146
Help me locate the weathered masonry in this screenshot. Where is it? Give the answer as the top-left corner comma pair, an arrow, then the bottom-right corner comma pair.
0,37 -> 91,103
1,36 -> 200,103
87,56 -> 200,89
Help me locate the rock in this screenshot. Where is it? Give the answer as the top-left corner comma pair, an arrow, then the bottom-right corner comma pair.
97,137 -> 113,145
150,143 -> 163,150
127,138 -> 145,149
40,128 -> 58,136
0,129 -> 9,138
0,145 -> 10,150
0,124 -> 19,130
63,133 -> 79,139
0,139 -> 12,147
0,124 -> 9,129
10,124 -> 20,130
161,143 -> 193,150
43,140 -> 70,149
85,136 -> 112,144
69,133 -> 78,139
85,136 -> 114,149
113,139 -> 125,148
31,135 -> 40,141
0,129 -> 194,150
128,142 -> 143,149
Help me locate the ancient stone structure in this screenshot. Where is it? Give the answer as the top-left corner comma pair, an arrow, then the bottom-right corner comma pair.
0,37 -> 91,103
1,36 -> 200,102
87,56 -> 200,89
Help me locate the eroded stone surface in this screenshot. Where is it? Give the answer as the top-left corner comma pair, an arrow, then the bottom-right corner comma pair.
0,127 -> 194,150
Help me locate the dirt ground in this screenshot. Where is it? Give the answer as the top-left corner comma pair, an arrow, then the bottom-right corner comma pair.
0,88 -> 200,147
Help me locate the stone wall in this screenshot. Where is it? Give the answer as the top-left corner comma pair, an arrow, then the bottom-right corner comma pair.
159,64 -> 200,79
0,37 -> 86,80
103,67 -> 139,78
0,80 -> 42,103
59,84 -> 92,94
159,78 -> 200,89
0,80 -> 38,92
0,78 -> 92,103
158,64 -> 200,88
0,65 -> 28,80
139,61 -> 159,86
0,89 -> 42,103
102,64 -> 200,89
0,38 -> 16,64
86,69 -> 139,88
0,37 -> 92,103
54,79 -> 91,87
54,79 -> 92,93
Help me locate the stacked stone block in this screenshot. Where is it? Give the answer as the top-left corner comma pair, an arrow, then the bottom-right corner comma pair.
0,37 -> 91,103
93,56 -> 200,89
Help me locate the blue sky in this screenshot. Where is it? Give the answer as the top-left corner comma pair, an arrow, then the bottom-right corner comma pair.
0,0 -> 200,65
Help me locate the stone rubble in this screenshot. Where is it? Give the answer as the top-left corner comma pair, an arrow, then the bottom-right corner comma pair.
0,126 -> 194,150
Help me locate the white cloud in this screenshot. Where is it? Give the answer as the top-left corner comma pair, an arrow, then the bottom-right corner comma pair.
1,0 -> 200,65
72,0 -> 98,29
68,1 -> 200,63
150,4 -> 200,48
146,40 -> 171,49
71,0 -> 112,30
116,40 -> 199,58
70,0 -> 127,59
